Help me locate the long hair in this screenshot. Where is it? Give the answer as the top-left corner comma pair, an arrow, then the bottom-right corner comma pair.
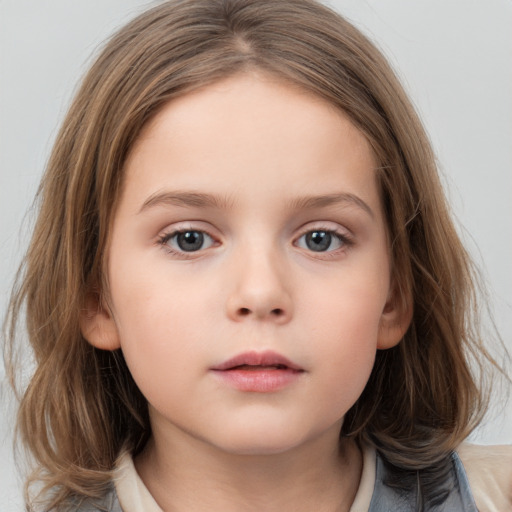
4,0 -> 502,508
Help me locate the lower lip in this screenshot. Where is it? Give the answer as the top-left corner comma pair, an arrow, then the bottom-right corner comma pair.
211,368 -> 304,392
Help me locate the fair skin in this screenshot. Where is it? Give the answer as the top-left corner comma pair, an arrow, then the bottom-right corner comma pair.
81,73 -> 410,511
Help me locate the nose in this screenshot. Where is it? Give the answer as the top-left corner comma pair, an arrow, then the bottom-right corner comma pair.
225,247 -> 293,324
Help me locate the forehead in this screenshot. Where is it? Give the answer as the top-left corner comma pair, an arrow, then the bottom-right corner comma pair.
120,72 -> 380,216
131,71 -> 374,156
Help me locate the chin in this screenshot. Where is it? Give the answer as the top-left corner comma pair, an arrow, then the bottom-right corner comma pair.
207,425 -> 317,457
218,440 -> 302,457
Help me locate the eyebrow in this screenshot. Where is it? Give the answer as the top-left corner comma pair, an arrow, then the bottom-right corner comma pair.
139,191 -> 235,213
287,193 -> 374,218
138,190 -> 374,218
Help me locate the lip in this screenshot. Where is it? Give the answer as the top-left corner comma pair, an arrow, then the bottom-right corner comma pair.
211,350 -> 303,371
210,350 -> 304,392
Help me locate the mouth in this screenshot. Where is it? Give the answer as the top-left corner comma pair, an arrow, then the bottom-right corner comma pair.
210,351 -> 304,392
211,350 -> 303,372
228,364 -> 290,371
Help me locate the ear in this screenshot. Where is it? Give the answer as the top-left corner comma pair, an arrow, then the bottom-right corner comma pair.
377,286 -> 413,350
79,289 -> 121,351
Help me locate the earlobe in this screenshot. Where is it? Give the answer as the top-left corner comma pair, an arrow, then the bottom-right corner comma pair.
79,290 -> 121,351
377,292 -> 413,350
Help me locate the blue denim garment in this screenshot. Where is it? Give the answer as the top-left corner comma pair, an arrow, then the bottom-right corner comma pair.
368,451 -> 478,511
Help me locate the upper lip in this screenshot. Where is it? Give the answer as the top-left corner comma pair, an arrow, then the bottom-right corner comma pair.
211,350 -> 303,371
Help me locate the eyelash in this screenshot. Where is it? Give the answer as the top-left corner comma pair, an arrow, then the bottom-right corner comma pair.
156,225 -> 354,258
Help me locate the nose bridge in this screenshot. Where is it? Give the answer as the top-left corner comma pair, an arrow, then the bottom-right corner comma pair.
226,235 -> 292,323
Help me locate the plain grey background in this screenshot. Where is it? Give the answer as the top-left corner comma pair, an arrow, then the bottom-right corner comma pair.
1,0 -> 511,509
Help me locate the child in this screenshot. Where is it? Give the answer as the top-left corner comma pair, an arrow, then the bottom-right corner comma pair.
4,0 -> 511,510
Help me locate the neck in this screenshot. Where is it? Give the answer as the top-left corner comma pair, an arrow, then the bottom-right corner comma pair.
135,423 -> 362,512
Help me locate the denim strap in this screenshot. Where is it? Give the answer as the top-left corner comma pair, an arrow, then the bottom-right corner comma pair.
368,451 -> 478,511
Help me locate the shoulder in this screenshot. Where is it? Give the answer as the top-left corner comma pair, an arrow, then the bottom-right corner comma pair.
457,443 -> 512,512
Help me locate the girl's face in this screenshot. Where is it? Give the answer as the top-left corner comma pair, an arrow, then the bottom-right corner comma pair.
83,73 -> 408,456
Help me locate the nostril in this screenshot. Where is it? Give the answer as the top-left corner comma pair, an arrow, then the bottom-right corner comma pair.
234,307 -> 287,319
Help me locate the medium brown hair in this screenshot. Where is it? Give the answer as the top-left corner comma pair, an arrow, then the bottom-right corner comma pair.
4,0 -> 502,508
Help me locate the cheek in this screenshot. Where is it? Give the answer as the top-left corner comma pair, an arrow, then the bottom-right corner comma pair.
108,269 -> 210,390
301,276 -> 385,404
302,269 -> 387,349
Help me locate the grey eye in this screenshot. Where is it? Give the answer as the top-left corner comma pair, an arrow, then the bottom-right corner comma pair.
296,230 -> 344,252
168,231 -> 214,252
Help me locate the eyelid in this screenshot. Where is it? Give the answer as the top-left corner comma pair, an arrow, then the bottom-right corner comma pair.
156,220 -> 220,240
294,221 -> 353,239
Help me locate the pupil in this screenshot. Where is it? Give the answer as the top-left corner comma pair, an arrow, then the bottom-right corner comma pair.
306,231 -> 331,252
177,231 -> 204,251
